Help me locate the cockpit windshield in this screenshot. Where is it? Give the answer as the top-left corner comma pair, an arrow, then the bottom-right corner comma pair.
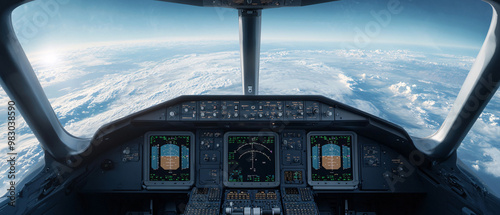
0,0 -> 498,198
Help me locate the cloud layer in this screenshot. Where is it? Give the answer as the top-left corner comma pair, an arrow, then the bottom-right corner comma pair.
0,40 -> 498,196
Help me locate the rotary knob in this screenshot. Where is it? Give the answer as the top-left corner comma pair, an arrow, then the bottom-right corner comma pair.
122,147 -> 130,155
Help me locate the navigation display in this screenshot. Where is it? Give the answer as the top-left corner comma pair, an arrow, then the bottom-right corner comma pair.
224,132 -> 279,187
308,132 -> 358,189
144,132 -> 194,189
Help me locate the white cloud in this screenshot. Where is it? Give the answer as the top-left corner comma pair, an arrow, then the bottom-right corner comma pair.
471,115 -> 500,143
422,100 -> 435,107
360,73 -> 366,80
259,50 -> 355,102
481,113 -> 499,126
338,74 -> 355,90
418,80 -> 432,84
389,82 -> 417,102
56,50 -> 241,137
481,148 -> 500,177
352,99 -> 382,117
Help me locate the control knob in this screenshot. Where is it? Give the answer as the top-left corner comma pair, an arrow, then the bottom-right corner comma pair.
122,147 -> 130,155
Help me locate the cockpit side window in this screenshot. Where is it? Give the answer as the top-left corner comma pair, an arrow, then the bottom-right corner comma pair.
0,86 -> 45,197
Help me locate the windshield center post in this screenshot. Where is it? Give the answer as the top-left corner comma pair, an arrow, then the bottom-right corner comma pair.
239,9 -> 262,95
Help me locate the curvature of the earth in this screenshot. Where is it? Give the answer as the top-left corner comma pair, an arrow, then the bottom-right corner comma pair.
0,40 -> 498,197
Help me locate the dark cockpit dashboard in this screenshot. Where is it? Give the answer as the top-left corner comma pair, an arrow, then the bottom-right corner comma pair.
77,95 -> 431,215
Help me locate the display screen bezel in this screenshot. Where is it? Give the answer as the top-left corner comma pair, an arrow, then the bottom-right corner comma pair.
143,131 -> 195,189
307,131 -> 359,189
223,132 -> 280,188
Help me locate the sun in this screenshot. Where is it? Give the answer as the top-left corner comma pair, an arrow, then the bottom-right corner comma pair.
42,50 -> 60,66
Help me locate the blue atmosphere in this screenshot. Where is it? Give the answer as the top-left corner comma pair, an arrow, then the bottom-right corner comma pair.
11,0 -> 492,52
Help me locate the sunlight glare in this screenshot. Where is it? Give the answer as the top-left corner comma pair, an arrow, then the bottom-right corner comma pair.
42,50 -> 60,66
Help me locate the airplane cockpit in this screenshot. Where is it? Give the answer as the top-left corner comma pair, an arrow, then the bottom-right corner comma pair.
0,0 -> 500,214
72,95 -> 434,214
4,93 -> 499,215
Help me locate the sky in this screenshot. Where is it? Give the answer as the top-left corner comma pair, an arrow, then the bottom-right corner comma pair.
11,0 -> 492,53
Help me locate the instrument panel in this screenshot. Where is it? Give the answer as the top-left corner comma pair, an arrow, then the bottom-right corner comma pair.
142,130 -> 360,190
82,96 -> 423,214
